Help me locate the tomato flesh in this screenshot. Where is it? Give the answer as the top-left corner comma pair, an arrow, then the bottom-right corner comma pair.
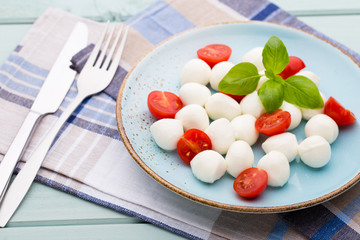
278,56 -> 305,79
233,168 -> 268,198
221,92 -> 245,103
324,96 -> 356,126
255,110 -> 291,136
177,129 -> 212,164
197,44 -> 232,68
147,91 -> 183,119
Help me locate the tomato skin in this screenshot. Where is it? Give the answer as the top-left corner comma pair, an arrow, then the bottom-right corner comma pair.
197,44 -> 232,68
147,91 -> 183,119
221,92 -> 245,103
177,129 -> 212,164
278,56 -> 305,79
233,168 -> 268,198
255,110 -> 291,136
325,96 -> 356,126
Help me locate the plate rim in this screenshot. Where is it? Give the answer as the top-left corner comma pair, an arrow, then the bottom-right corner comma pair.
116,20 -> 360,213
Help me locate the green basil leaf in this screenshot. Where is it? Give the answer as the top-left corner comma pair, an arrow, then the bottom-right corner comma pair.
218,62 -> 261,95
283,75 -> 324,109
262,36 -> 289,74
258,80 -> 284,113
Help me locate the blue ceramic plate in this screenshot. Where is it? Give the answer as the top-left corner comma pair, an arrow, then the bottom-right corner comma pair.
116,21 -> 360,212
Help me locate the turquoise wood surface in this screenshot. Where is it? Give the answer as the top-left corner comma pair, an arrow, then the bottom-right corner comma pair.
0,0 -> 359,239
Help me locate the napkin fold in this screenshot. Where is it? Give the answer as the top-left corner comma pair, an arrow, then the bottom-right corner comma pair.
1,0 -> 360,240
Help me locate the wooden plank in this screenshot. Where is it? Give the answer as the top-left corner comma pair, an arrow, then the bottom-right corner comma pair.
0,0 -> 157,24
271,0 -> 360,16
0,223 -> 187,240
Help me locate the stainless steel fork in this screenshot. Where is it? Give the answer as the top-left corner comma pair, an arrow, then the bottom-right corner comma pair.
0,22 -> 129,227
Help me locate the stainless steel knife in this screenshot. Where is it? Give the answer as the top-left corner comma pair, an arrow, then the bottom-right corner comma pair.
0,22 -> 88,204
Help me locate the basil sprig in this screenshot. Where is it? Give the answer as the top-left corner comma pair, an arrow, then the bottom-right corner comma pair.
218,36 -> 324,113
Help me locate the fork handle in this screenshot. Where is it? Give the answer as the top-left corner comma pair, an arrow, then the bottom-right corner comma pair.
0,93 -> 86,227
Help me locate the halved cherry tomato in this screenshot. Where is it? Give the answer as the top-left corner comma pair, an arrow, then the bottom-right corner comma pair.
278,56 -> 305,79
324,96 -> 356,126
221,92 -> 245,103
177,129 -> 212,164
197,44 -> 232,68
255,110 -> 291,136
233,168 -> 268,198
147,91 -> 183,119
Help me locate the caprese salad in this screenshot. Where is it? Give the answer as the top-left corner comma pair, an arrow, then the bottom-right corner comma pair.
147,37 -> 356,199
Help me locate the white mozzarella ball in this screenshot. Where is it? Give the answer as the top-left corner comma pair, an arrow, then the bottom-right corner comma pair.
262,132 -> 298,162
257,151 -> 290,187
239,91 -> 265,119
298,135 -> 331,168
205,93 -> 242,121
256,75 -> 269,90
230,114 -> 259,146
280,101 -> 302,130
178,82 -> 211,106
305,114 -> 339,144
175,104 -> 209,131
241,47 -> 265,71
301,92 -> 326,120
205,118 -> 236,155
150,119 -> 184,151
209,61 -> 235,91
225,141 -> 254,178
296,71 -> 320,86
190,150 -> 227,183
180,59 -> 211,85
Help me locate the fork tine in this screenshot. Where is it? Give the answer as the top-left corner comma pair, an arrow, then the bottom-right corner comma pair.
102,25 -> 123,70
94,25 -> 115,68
85,21 -> 110,67
107,25 -> 129,73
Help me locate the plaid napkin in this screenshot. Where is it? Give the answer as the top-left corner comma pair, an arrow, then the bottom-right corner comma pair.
1,0 -> 360,239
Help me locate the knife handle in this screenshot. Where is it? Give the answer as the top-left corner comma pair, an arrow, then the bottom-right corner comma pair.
0,111 -> 42,202
0,94 -> 85,227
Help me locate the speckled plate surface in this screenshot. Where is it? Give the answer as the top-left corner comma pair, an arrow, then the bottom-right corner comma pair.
116,21 -> 360,212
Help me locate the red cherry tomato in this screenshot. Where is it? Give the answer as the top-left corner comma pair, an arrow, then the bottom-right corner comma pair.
324,96 -> 356,126
197,44 -> 232,68
221,92 -> 245,103
147,91 -> 183,119
176,129 -> 212,164
278,56 -> 305,79
255,110 -> 291,136
233,168 -> 268,198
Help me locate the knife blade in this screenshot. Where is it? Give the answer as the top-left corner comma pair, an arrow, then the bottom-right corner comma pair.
0,22 -> 88,204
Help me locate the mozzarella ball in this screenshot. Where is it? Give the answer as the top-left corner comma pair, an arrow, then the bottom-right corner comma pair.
241,47 -> 265,71
301,92 -> 326,120
296,71 -> 320,86
262,132 -> 298,162
180,59 -> 211,85
298,135 -> 331,168
230,114 -> 259,146
150,119 -> 184,151
179,82 -> 211,106
225,141 -> 254,178
205,93 -> 242,121
305,114 -> 339,144
257,151 -> 290,187
280,101 -> 302,130
175,104 -> 209,131
205,118 -> 235,155
239,91 -> 265,118
190,150 -> 227,183
209,61 -> 235,91
257,75 -> 269,90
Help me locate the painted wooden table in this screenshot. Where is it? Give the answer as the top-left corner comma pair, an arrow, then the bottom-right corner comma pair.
0,0 -> 359,239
